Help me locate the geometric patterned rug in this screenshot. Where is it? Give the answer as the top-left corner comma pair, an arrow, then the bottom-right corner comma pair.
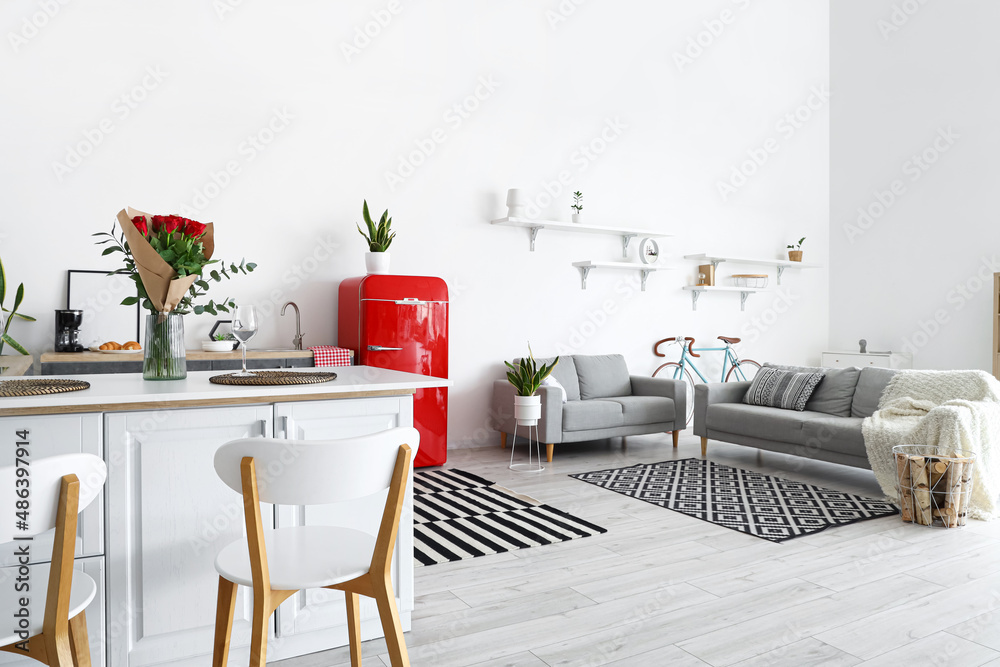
570,458 -> 898,543
413,468 -> 607,566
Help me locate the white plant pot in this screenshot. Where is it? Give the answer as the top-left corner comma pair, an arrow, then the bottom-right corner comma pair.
513,394 -> 542,426
365,251 -> 390,275
572,213 -> 583,224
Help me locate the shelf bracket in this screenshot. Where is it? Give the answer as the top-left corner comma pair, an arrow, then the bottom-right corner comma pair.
740,291 -> 751,311
528,226 -> 540,252
690,290 -> 701,311
621,234 -> 637,259
578,266 -> 592,290
776,265 -> 785,285
640,269 -> 651,292
711,259 -> 723,270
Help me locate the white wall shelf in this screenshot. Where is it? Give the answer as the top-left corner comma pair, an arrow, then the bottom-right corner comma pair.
683,253 -> 820,285
492,217 -> 672,257
571,261 -> 673,291
682,285 -> 764,311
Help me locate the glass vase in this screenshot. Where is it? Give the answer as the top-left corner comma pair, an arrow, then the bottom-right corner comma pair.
143,312 -> 187,380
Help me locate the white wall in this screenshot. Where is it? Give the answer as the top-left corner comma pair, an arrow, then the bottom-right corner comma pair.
1,0 -> 829,446
830,0 -> 1000,370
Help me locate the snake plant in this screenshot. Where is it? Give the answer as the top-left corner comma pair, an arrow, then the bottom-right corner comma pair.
504,345 -> 559,397
356,200 -> 396,252
0,256 -> 36,355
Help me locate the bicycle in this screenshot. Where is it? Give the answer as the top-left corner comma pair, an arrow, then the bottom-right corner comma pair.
652,335 -> 762,422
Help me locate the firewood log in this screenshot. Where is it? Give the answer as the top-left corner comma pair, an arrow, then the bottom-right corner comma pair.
895,452 -> 913,522
942,460 -> 963,528
909,456 -> 932,525
958,459 -> 974,526
930,459 -> 949,522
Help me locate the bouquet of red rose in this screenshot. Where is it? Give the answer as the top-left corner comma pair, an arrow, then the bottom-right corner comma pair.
95,207 -> 255,317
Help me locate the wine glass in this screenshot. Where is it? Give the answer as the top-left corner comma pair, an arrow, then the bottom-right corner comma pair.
232,305 -> 259,377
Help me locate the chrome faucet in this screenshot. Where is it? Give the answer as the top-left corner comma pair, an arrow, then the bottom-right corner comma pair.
280,302 -> 304,350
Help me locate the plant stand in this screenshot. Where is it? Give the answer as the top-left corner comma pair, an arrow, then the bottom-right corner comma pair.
509,421 -> 544,472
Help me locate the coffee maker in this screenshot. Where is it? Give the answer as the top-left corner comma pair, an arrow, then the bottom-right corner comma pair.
54,310 -> 85,352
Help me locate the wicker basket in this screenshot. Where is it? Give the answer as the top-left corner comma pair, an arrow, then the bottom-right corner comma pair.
893,444 -> 975,528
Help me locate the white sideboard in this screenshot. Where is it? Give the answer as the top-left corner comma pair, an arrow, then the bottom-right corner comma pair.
820,351 -> 912,369
0,367 -> 448,667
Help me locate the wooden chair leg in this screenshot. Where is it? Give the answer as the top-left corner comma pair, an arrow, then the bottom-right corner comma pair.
248,591 -> 270,667
672,431 -> 679,448
69,612 -> 91,667
500,432 -> 507,450
44,632 -> 73,667
213,576 -> 238,667
345,592 -> 362,667
701,437 -> 708,457
545,443 -> 554,463
373,580 -> 410,667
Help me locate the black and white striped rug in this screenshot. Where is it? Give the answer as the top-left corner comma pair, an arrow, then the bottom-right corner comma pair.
571,458 -> 897,543
413,468 -> 607,566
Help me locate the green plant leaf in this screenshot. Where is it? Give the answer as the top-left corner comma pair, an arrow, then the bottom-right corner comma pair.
0,256 -> 5,306
10,313 -> 35,322
1,333 -> 28,355
11,283 -> 24,316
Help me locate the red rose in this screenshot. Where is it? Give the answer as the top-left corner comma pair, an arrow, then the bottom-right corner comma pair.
131,215 -> 148,237
151,215 -> 182,234
183,219 -> 207,237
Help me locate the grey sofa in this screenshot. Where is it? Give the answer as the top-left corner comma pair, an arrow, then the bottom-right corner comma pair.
492,354 -> 687,462
693,364 -> 899,468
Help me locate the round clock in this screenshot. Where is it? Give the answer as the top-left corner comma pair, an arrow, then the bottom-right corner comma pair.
639,237 -> 659,265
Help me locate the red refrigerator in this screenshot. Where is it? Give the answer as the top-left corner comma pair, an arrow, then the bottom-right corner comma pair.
338,275 -> 449,467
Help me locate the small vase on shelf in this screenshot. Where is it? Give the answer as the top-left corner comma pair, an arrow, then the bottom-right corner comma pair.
143,312 -> 186,380
571,213 -> 582,224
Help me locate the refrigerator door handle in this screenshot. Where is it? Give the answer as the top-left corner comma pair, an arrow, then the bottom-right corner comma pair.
368,345 -> 403,351
394,298 -> 427,305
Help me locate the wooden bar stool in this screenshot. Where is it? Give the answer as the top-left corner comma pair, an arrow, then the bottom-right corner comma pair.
0,453 -> 107,666
212,427 -> 420,667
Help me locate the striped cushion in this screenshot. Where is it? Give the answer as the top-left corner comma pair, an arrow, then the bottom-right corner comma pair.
743,367 -> 825,411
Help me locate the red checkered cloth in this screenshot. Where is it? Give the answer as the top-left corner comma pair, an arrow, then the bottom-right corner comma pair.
309,346 -> 353,367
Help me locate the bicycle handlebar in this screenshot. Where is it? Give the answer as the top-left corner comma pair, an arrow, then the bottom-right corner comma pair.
653,336 -> 699,358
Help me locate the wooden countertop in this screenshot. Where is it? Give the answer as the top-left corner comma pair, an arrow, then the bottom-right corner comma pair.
40,349 -> 331,363
0,365 -> 447,416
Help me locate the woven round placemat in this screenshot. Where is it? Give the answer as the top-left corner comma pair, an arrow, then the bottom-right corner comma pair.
0,379 -> 91,397
209,371 -> 338,386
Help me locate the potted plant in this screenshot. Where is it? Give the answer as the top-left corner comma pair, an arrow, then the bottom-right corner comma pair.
571,191 -> 583,224
357,200 -> 395,275
504,346 -> 558,426
0,256 -> 36,376
787,237 -> 805,262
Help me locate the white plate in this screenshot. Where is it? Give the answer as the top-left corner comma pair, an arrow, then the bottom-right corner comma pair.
88,347 -> 142,354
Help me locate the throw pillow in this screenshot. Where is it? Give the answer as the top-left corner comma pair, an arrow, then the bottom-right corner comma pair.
743,367 -> 825,411
541,374 -> 568,403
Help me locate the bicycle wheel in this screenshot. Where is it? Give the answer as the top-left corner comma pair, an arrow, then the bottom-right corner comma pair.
653,362 -> 695,424
725,359 -> 762,382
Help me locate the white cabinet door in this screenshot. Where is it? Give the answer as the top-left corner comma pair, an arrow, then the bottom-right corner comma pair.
0,414 -> 103,563
105,406 -> 273,667
269,397 -> 414,661
0,556 -> 106,667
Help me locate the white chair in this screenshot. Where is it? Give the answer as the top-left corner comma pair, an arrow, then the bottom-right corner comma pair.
212,427 -> 420,667
0,453 -> 107,666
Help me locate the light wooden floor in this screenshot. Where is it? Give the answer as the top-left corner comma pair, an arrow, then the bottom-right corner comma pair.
277,432 -> 1000,666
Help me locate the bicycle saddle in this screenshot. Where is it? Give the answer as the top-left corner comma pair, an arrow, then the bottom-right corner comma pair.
718,336 -> 741,344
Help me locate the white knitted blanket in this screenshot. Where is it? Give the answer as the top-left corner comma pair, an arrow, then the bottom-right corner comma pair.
862,370 -> 1000,521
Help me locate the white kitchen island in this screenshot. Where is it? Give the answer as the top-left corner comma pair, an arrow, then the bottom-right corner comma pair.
0,367 -> 450,667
